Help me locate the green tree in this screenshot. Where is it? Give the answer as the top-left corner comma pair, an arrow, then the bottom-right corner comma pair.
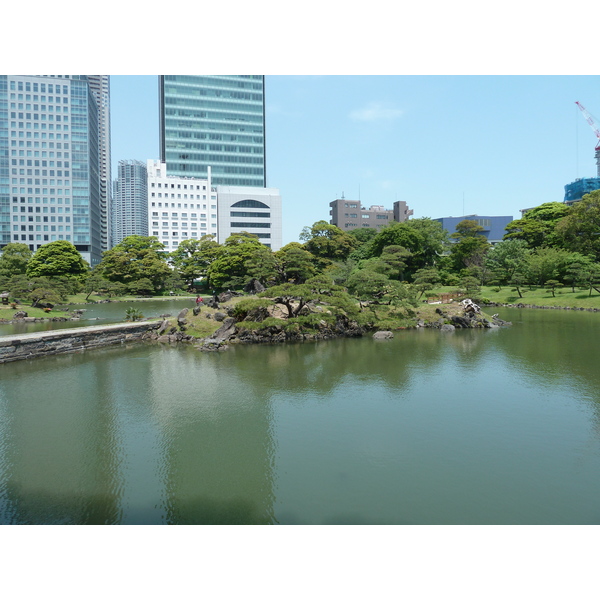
525,247 -> 577,286
459,275 -> 481,296
259,275 -> 358,320
274,243 -> 317,284
451,219 -> 486,240
347,227 -> 379,261
98,235 -> 171,293
128,278 -> 156,296
0,243 -> 32,277
368,219 -> 449,276
379,245 -> 412,281
346,267 -> 391,303
412,267 -> 441,299
299,221 -> 360,261
244,244 -> 278,286
544,279 -> 564,297
26,240 -> 89,278
83,268 -> 111,301
449,219 -> 490,272
485,239 -> 532,285
450,237 -> 489,272
563,255 -> 594,292
169,235 -> 220,287
504,202 -> 571,248
556,190 -> 600,259
206,232 -> 264,290
579,262 -> 600,297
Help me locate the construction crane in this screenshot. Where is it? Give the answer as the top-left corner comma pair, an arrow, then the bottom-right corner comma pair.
575,101 -> 600,177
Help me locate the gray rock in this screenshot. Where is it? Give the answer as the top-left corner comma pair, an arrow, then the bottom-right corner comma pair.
177,308 -> 189,322
451,315 -> 472,328
209,317 -> 236,342
214,312 -> 226,322
373,331 -> 394,339
243,278 -> 266,294
440,324 -> 455,332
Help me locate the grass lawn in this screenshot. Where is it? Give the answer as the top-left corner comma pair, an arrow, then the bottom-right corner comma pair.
0,303 -> 72,320
428,285 -> 600,310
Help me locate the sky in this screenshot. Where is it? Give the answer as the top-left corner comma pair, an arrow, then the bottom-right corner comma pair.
110,75 -> 600,246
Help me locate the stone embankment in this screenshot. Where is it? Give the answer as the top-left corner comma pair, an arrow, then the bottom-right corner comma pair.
0,321 -> 160,364
484,302 -> 600,312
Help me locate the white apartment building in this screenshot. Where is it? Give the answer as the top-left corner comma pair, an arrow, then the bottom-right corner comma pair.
216,185 -> 282,250
147,160 -> 282,251
147,159 -> 218,251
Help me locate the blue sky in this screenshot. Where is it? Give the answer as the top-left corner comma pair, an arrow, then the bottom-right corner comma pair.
111,75 -> 600,246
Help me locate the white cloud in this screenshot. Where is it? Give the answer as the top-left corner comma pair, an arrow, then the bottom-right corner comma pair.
349,102 -> 404,122
380,180 -> 396,190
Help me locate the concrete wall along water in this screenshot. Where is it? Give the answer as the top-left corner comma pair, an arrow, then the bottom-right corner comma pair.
0,321 -> 160,364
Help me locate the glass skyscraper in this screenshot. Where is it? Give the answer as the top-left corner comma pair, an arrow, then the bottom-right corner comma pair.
112,159 -> 148,245
86,75 -> 112,251
0,75 -> 104,265
159,75 -> 266,187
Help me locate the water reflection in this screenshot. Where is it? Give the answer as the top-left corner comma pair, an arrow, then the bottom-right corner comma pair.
0,309 -> 600,524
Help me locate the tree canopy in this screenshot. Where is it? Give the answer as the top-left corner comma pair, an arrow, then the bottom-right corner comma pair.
26,240 -> 89,278
0,243 -> 32,277
98,235 -> 171,293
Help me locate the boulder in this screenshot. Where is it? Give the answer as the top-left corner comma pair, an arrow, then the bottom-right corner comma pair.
13,311 -> 28,319
208,317 -> 236,343
373,331 -> 394,340
451,315 -> 472,328
214,312 -> 227,322
243,278 -> 266,294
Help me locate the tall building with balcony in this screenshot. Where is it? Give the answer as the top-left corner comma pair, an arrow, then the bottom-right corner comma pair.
0,75 -> 103,265
329,198 -> 412,230
159,75 -> 266,187
86,75 -> 111,250
112,160 -> 148,245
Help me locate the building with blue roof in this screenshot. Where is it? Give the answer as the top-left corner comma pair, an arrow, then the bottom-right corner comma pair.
433,215 -> 514,244
563,178 -> 600,205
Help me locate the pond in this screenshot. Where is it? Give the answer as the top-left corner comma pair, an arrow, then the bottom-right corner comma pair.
1,307 -> 599,524
0,297 -> 198,337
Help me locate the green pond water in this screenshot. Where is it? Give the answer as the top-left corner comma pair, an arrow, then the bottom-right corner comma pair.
0,298 -> 197,336
1,307 -> 599,525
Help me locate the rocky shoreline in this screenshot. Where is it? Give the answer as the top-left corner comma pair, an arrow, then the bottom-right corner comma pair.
483,302 -> 600,312
147,300 -> 512,352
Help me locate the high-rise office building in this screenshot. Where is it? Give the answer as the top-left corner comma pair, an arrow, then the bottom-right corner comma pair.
87,75 -> 112,251
112,159 -> 148,245
159,75 -> 266,187
0,75 -> 103,265
147,160 -> 282,250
